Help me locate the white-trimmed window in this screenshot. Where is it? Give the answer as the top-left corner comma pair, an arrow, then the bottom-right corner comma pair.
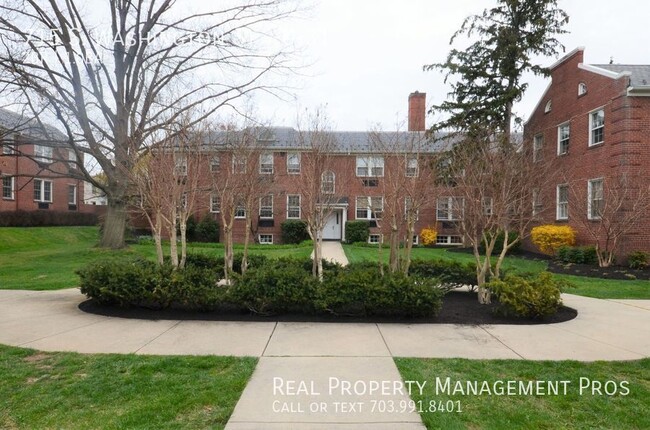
356,156 -> 384,177
436,235 -> 463,245
406,157 -> 418,177
412,235 -> 419,245
260,152 -> 274,174
232,155 -> 247,174
482,197 -> 493,216
210,194 -> 221,213
287,195 -> 301,219
321,171 -> 335,194
578,82 -> 587,96
437,197 -> 463,221
544,100 -> 552,113
2,139 -> 15,155
558,123 -> 570,155
556,184 -> 569,220
405,197 -> 419,221
2,175 -> 14,200
34,179 -> 52,202
235,205 -> 246,219
356,196 -> 383,220
368,234 -> 382,244
259,195 -> 273,218
174,156 -> 187,176
259,234 -> 273,244
210,155 -> 220,172
68,184 -> 77,205
588,178 -> 604,220
589,109 -> 604,146
68,150 -> 77,169
287,152 -> 301,174
532,189 -> 543,216
34,145 -> 53,163
533,134 -> 543,162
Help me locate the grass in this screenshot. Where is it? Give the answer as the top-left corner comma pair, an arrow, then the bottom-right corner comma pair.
0,227 -> 313,290
343,244 -> 650,299
0,344 -> 256,429
396,357 -> 650,430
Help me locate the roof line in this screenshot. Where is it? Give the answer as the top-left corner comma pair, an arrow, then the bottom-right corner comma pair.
548,46 -> 585,71
523,81 -> 552,127
578,63 -> 631,80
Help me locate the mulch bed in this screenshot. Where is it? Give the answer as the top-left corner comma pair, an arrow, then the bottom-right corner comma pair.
78,291 -> 577,325
546,260 -> 650,281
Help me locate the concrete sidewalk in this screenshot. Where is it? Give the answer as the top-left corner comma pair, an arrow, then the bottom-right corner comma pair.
1,289 -> 649,429
311,241 -> 349,266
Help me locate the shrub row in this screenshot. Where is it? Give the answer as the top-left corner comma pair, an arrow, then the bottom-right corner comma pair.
345,221 -> 370,243
628,251 -> 649,270
184,214 -> 220,243
281,220 -> 310,244
78,256 -> 445,318
556,245 -> 598,265
0,210 -> 98,227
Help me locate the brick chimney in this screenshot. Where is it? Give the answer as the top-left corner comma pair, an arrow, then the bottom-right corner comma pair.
408,91 -> 426,132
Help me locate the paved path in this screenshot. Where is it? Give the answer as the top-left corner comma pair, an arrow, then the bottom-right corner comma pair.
1,289 -> 649,429
312,241 -> 349,266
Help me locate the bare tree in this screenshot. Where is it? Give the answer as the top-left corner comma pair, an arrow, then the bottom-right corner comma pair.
295,110 -> 343,279
567,172 -> 650,267
445,135 -> 556,303
0,0 -> 296,248
369,127 -> 438,275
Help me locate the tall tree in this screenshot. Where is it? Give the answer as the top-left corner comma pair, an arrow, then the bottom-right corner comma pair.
0,0 -> 295,248
426,0 -> 569,137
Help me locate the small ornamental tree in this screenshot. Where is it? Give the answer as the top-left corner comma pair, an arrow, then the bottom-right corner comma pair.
531,225 -> 576,255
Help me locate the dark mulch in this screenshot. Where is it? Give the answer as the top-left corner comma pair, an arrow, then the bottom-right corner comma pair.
78,291 -> 577,325
546,260 -> 650,281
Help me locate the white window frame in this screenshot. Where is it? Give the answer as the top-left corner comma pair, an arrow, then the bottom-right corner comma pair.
556,184 -> 569,220
544,100 -> 552,113
287,152 -> 301,174
2,137 -> 16,155
588,178 -> 604,220
259,195 -> 273,219
2,175 -> 14,200
259,152 -> 274,174
405,157 -> 418,177
533,134 -> 543,162
412,235 -> 419,245
578,82 -> 587,96
356,156 -> 384,177
235,205 -> 246,219
210,194 -> 221,213
368,234 -> 382,244
557,122 -> 570,155
355,196 -> 383,220
68,184 -> 77,205
321,171 -> 335,194
34,178 -> 53,203
436,197 -> 463,221
259,234 -> 273,244
436,235 -> 463,245
174,155 -> 187,176
210,155 -> 220,172
532,189 -> 542,216
287,194 -> 301,219
589,108 -> 605,147
482,197 -> 493,216
34,145 -> 53,163
232,155 -> 247,174
68,150 -> 77,169
405,197 -> 419,221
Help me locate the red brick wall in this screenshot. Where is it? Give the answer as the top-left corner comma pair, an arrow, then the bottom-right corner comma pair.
523,49 -> 650,259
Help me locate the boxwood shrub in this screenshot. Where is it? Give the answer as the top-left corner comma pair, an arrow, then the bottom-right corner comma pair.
281,220 -> 310,244
78,255 -> 445,318
345,221 -> 370,243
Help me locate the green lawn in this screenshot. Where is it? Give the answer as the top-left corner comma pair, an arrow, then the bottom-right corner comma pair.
0,344 -> 255,429
0,227 -> 313,290
396,357 -> 650,430
343,244 -> 650,299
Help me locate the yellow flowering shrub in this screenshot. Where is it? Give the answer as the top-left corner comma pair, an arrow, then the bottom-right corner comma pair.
420,227 -> 438,246
531,225 -> 576,255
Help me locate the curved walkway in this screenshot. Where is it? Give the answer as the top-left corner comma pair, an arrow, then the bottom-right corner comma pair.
2,289 -> 649,429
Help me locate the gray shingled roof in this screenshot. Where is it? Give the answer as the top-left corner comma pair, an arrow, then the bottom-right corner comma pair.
591,64 -> 650,87
206,127 -> 455,153
0,107 -> 68,143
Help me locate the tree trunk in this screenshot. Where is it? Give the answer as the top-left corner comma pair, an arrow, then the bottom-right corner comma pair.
179,217 -> 187,269
223,226 -> 234,281
389,223 -> 399,273
402,221 -> 415,276
100,196 -> 127,249
154,212 -> 164,265
473,243 -> 492,304
169,219 -> 179,268
241,218 -> 251,275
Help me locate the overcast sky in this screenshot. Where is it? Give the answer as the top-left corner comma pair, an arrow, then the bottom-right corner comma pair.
252,0 -> 650,131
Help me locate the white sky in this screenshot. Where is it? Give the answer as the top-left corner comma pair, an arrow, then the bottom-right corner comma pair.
252,0 -> 650,131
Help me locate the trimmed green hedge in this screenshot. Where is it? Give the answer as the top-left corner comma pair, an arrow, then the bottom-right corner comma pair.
78,256 -> 444,318
281,220 -> 309,244
345,221 -> 370,243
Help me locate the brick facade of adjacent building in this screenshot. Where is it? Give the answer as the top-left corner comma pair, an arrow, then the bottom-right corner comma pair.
523,48 -> 650,258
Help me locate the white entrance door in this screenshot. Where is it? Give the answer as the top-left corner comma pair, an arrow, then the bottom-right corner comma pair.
322,210 -> 342,240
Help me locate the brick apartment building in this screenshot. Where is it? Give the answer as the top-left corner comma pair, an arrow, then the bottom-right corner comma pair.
182,92 -> 465,245
524,47 -> 650,257
0,108 -> 93,214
